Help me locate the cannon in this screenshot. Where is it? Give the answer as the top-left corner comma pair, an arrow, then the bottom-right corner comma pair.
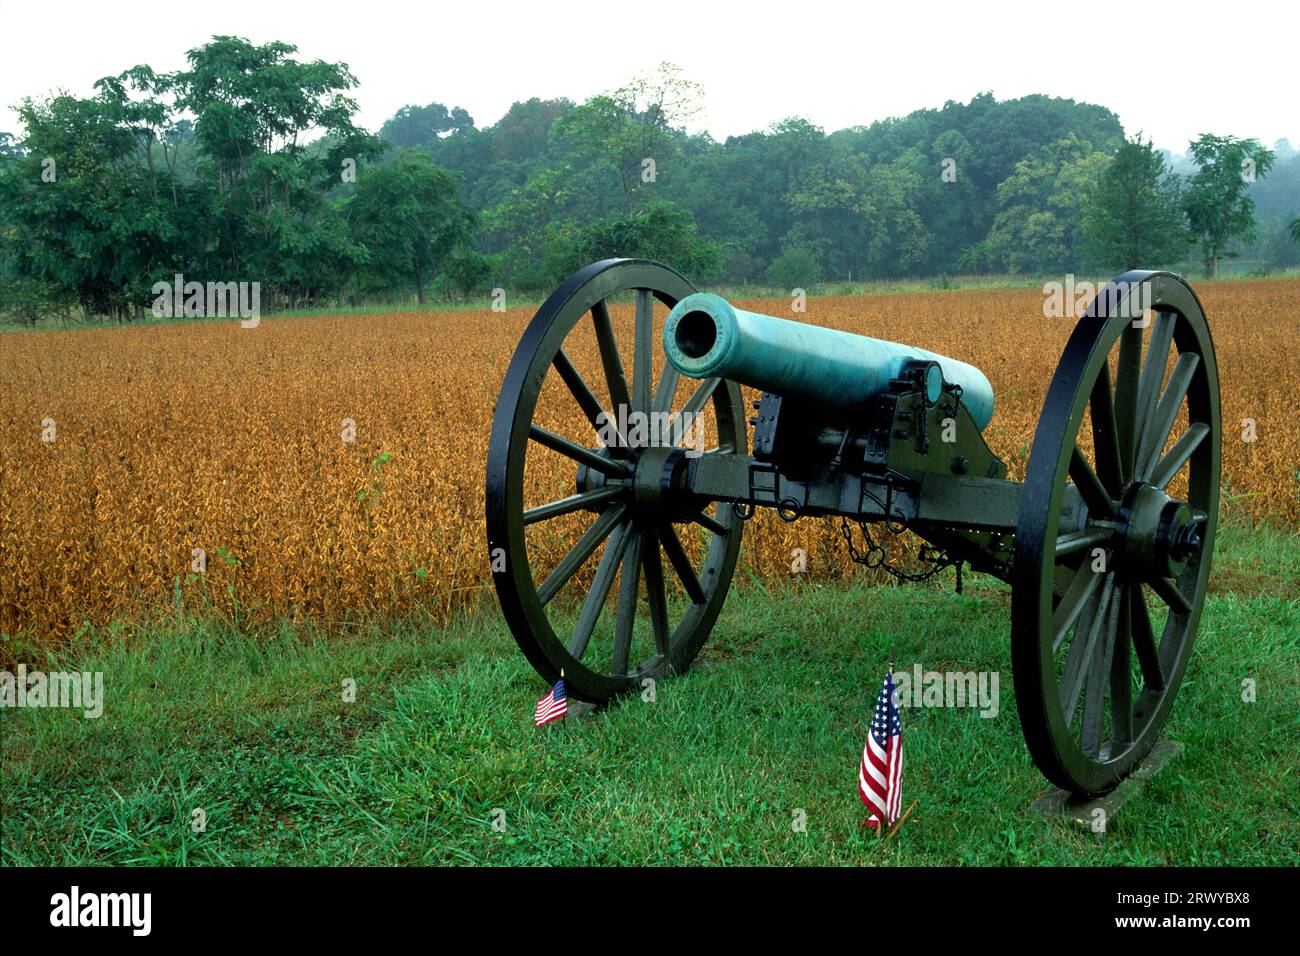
486,259 -> 1220,796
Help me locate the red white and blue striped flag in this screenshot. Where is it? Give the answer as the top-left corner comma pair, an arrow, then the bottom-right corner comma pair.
534,678 -> 568,726
859,670 -> 903,828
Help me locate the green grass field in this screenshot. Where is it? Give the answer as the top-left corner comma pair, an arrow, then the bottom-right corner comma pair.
2,521 -> 1296,866
7,267 -> 1300,332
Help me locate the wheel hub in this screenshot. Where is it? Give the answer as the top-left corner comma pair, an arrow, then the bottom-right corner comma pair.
1117,482 -> 1201,581
631,445 -> 683,509
575,445 -> 690,514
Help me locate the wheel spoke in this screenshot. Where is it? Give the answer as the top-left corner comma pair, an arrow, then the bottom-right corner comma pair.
1052,561 -> 1105,653
1129,583 -> 1165,691
692,509 -> 729,537
659,523 -> 706,603
653,363 -> 679,416
568,520 -> 632,660
642,533 -> 672,655
1013,291 -> 1217,793
1069,445 -> 1117,519
1149,422 -> 1209,491
680,377 -> 720,419
1114,322 -> 1144,482
1137,351 -> 1200,479
536,505 -> 625,606
1054,526 -> 1112,559
1080,584 -> 1121,756
632,289 -> 653,416
523,485 -> 622,525
1109,585 -> 1133,747
1089,365 -> 1124,495
1150,575 -> 1192,615
552,348 -> 619,445
1061,572 -> 1116,729
591,300 -> 632,417
611,528 -> 643,675
489,262 -> 749,700
1133,312 -> 1177,467
529,424 -> 631,477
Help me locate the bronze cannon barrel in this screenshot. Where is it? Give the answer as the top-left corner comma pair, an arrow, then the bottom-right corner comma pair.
662,293 -> 995,429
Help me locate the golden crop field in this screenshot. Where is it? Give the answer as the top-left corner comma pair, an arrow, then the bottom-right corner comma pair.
2,279 -> 1297,652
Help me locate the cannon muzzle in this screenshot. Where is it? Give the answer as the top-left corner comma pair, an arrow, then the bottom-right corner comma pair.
663,293 -> 995,430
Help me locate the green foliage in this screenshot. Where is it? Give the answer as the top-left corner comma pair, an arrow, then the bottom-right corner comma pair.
0,37 -> 478,319
0,93 -> 179,320
1182,134 -> 1275,277
436,89 -> 1132,288
441,247 -> 494,302
765,247 -> 822,289
982,135 -> 1109,274
550,63 -> 702,214
6,41 -> 1295,318
0,274 -> 68,325
1082,135 -> 1189,270
346,150 -> 475,304
1255,216 -> 1300,270
544,200 -> 721,285
379,102 -> 474,149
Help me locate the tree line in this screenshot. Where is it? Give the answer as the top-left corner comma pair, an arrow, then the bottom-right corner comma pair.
1,37 -> 1297,322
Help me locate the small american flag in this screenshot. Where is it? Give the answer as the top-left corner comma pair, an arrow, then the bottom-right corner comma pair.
534,678 -> 568,726
859,670 -> 903,829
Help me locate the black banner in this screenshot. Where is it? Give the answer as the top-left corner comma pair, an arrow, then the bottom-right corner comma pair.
0,866 -> 1279,941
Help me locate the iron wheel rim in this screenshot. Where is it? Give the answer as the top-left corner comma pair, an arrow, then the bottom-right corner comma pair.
1012,271 -> 1221,796
486,258 -> 746,703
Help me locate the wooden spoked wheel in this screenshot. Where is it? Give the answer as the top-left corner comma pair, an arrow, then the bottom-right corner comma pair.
1013,271 -> 1221,796
486,259 -> 745,703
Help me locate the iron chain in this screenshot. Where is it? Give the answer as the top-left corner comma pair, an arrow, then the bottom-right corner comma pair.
839,516 -> 964,593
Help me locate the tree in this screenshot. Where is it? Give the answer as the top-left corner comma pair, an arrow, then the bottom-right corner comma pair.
982,135 -> 1109,274
347,150 -> 474,304
1182,134 -> 1275,277
1257,216 -> 1300,270
0,92 -> 177,319
552,63 -> 703,213
765,247 -> 822,289
481,165 -> 579,288
1082,134 -> 1188,270
831,92 -> 1124,267
490,98 -> 573,162
441,247 -> 493,301
543,200 -> 720,285
379,102 -> 474,149
671,118 -> 826,279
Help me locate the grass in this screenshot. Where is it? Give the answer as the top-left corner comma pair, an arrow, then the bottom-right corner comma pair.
6,266 -> 1300,332
1,521 -> 1296,866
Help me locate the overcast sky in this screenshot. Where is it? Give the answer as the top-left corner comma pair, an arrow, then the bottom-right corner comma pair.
1,0 -> 1293,153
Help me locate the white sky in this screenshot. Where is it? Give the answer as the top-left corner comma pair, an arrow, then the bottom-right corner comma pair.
1,0 -> 1294,153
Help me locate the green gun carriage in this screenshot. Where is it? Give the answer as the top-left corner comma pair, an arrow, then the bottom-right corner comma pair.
486,258 -> 1220,796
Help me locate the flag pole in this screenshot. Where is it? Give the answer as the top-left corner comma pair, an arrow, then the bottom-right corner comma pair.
884,659 -> 895,840
887,800 -> 918,839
